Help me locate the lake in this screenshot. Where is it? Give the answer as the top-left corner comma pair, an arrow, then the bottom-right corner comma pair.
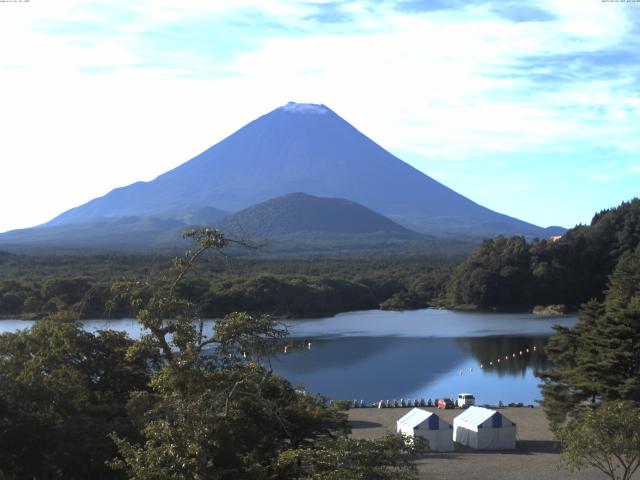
1,309 -> 577,405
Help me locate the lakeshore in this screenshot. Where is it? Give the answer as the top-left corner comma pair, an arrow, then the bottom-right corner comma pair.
349,407 -> 620,480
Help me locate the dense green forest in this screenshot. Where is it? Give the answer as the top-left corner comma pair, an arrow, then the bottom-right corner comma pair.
0,252 -> 455,319
3,198 -> 639,320
446,198 -> 640,310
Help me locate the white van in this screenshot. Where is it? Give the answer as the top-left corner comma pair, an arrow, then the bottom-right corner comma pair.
457,393 -> 475,408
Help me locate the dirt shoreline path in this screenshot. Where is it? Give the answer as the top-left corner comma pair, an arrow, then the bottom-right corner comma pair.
349,407 -> 621,480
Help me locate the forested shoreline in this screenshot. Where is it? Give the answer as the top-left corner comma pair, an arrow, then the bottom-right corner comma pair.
2,198 -> 638,322
0,253 -> 454,320
446,199 -> 640,311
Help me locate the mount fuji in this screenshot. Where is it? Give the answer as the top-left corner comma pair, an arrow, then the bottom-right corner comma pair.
1,102 -> 563,249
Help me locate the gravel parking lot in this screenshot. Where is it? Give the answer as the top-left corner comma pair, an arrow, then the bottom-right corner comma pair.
348,406 -> 620,480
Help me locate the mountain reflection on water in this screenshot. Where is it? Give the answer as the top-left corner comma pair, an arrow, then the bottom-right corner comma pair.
457,335 -> 550,377
268,309 -> 573,404
3,309 -> 573,405
271,335 -> 552,405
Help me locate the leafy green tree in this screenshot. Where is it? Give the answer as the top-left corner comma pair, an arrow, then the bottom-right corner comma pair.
446,235 -> 533,308
539,300 -> 603,424
277,434 -> 427,480
0,229 -> 429,479
0,311 -> 153,479
110,356 -> 350,480
109,228 -> 420,479
557,401 -> 640,480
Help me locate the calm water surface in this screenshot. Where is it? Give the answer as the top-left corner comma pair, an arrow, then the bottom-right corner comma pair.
2,309 -> 576,405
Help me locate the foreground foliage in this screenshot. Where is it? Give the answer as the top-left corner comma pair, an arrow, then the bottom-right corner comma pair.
0,312 -> 153,479
1,229 -> 425,479
557,401 -> 640,480
278,434 -> 427,480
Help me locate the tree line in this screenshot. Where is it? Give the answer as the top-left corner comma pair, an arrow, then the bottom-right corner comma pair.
0,254 -> 454,320
446,198 -> 640,310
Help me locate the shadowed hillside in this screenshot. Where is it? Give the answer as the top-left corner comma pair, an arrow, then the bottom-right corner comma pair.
218,193 -> 418,239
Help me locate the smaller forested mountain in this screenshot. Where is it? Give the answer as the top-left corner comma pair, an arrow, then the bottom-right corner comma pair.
217,192 -> 418,239
445,198 -> 640,310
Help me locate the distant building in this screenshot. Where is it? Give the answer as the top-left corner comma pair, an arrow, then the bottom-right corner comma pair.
549,235 -> 562,242
396,408 -> 454,452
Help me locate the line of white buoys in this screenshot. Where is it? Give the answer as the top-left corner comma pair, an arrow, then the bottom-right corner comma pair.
477,344 -> 540,372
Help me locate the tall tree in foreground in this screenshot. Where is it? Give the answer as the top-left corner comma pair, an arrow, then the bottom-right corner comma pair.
0,229 -> 423,479
540,245 -> 640,479
110,228 -> 424,479
540,244 -> 640,425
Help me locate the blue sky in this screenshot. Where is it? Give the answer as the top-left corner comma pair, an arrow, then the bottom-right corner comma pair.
1,0 -> 639,232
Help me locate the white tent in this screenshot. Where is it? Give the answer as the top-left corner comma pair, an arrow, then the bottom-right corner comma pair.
396,408 -> 454,452
453,406 -> 516,450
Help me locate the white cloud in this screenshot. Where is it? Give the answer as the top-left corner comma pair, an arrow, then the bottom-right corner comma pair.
0,0 -> 638,231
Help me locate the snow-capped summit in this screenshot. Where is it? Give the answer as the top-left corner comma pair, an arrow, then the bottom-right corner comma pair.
280,102 -> 329,114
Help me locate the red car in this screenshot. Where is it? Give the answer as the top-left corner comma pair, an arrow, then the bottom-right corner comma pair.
437,398 -> 454,409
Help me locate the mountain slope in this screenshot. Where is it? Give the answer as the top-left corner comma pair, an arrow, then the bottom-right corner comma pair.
0,206 -> 230,249
0,216 -> 189,248
41,102 -> 556,238
217,192 -> 418,239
